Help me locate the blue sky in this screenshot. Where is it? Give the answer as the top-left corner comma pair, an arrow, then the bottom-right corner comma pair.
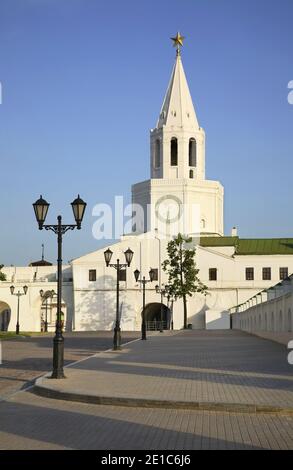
0,0 -> 293,266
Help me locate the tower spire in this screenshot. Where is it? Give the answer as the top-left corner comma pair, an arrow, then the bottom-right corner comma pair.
133,32 -> 224,237
156,32 -> 199,130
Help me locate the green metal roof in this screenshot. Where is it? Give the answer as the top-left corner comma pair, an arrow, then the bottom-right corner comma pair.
200,236 -> 238,247
199,237 -> 293,255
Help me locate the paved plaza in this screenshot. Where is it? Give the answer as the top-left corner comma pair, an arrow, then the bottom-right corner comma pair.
0,330 -> 292,449
36,330 -> 293,413
0,331 -> 140,400
1,392 -> 293,450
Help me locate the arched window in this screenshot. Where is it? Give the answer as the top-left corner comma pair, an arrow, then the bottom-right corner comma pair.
170,138 -> 178,166
189,138 -> 197,167
154,139 -> 160,168
189,170 -> 194,179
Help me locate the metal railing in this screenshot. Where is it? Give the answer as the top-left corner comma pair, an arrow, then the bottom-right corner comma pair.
146,320 -> 168,331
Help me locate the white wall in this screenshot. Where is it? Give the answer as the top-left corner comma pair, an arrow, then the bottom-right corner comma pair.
231,276 -> 293,344
0,265 -> 73,332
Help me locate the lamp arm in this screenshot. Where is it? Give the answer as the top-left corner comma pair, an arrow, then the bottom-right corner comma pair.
43,224 -> 77,235
108,263 -> 128,270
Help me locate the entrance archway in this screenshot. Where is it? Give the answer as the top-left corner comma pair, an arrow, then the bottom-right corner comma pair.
40,291 -> 67,332
143,302 -> 171,330
0,301 -> 11,331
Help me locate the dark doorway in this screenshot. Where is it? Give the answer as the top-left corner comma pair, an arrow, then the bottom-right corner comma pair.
143,302 -> 171,330
0,302 -> 11,331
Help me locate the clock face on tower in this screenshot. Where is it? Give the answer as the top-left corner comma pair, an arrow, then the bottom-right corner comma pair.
155,195 -> 182,224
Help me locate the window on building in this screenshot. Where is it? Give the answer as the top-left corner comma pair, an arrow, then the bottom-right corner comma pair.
209,268 -> 217,281
280,267 -> 288,280
246,267 -> 254,281
189,169 -> 194,179
189,138 -> 197,167
170,138 -> 178,166
262,267 -> 271,281
151,268 -> 158,281
89,269 -> 96,282
154,139 -> 160,168
118,269 -> 126,281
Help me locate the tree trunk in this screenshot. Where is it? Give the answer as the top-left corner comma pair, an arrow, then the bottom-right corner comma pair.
183,294 -> 187,329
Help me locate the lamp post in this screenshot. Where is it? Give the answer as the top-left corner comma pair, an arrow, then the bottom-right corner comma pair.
33,195 -> 86,379
155,284 -> 170,332
10,285 -> 28,334
40,289 -> 55,332
104,247 -> 134,350
134,268 -> 155,340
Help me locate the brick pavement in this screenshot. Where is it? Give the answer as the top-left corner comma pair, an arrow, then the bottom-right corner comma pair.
35,330 -> 293,413
0,331 -> 140,400
0,391 -> 292,449
0,330 -> 293,449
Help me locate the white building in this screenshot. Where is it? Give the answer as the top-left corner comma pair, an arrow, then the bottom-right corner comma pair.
1,38 -> 293,332
0,263 -> 73,332
231,274 -> 293,344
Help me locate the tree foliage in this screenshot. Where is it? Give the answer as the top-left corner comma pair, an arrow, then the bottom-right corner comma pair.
162,233 -> 207,328
0,264 -> 6,281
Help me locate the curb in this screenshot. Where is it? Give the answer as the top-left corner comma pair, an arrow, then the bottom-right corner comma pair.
1,336 -> 143,403
32,381 -> 293,416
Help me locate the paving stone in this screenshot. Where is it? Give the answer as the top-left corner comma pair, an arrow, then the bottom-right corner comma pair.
35,330 -> 293,412
0,331 -> 140,399
0,330 -> 292,449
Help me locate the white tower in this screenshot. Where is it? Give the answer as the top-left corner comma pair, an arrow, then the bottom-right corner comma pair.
132,33 -> 224,237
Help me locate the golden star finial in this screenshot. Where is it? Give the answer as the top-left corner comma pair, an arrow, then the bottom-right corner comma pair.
171,32 -> 185,53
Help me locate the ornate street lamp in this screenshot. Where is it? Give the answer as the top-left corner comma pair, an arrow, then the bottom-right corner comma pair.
40,289 -> 55,332
134,268 -> 156,340
33,196 -> 50,230
71,195 -> 87,229
124,248 -> 134,267
155,284 -> 170,332
10,285 -> 28,334
104,248 -> 113,267
33,195 -> 86,379
104,247 -> 134,350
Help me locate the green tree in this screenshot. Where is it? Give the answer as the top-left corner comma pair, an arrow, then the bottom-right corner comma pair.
0,264 -> 6,281
162,234 -> 207,329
